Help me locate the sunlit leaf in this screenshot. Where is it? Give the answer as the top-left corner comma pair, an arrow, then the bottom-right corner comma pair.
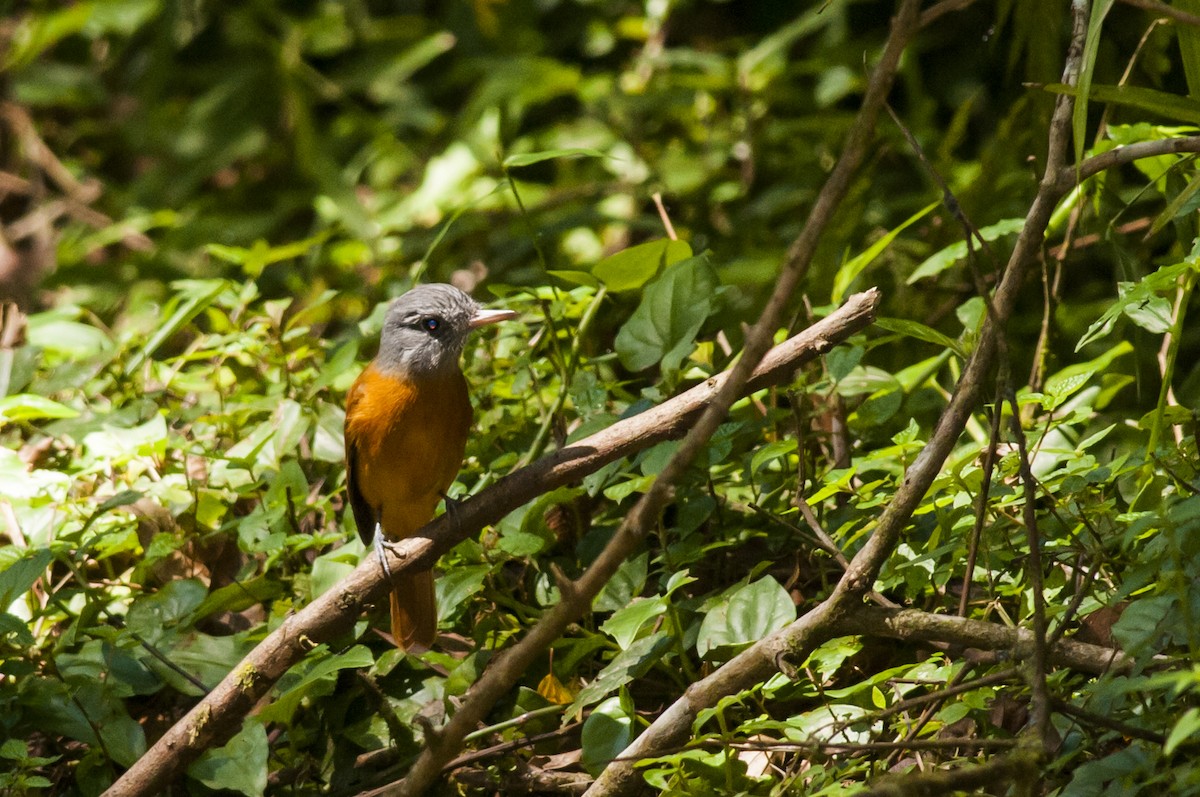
0,394 -> 79,424
615,254 -> 718,373
581,695 -> 634,775
189,722 -> 269,797
832,201 -> 936,302
592,239 -> 692,293
503,147 -> 608,168
696,577 -> 795,657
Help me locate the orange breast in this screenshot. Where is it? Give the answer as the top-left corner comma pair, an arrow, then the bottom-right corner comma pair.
345,364 -> 473,540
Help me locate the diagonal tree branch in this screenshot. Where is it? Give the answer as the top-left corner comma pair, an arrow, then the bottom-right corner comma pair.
382,292 -> 888,795
102,290 -> 881,797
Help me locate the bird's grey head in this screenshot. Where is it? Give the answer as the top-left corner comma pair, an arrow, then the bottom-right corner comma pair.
376,284 -> 516,376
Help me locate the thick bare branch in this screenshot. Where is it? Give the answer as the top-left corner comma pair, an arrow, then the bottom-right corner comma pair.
854,749 -> 1041,797
1062,134 -> 1200,189
839,608 -> 1136,676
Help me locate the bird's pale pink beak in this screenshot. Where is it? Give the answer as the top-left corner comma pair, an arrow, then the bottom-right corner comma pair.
469,307 -> 519,329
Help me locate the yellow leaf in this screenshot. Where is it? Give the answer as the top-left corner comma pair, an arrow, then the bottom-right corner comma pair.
537,672 -> 574,705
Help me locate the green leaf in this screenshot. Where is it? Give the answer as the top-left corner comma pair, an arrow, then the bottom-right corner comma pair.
437,564 -> 490,618
600,596 -> 668,649
826,346 -> 864,382
498,529 -> 548,556
832,201 -> 936,302
804,636 -> 864,681
908,218 -> 1025,283
809,468 -> 856,503
0,394 -> 79,424
205,232 -> 329,278
1165,707 -> 1200,756
602,474 -> 654,502
194,577 -> 283,621
4,4 -> 93,69
737,3 -> 840,88
126,579 -> 208,644
614,254 -> 719,373
567,632 -> 672,717
581,695 -> 635,776
595,553 -> 648,612
891,417 -> 921,446
82,415 -> 168,465
0,549 -> 54,610
548,270 -> 601,288
125,280 -> 228,375
503,147 -> 608,168
1077,261 -> 1200,350
79,490 -> 143,535
751,439 -> 797,474
150,634 -> 249,697
874,318 -> 964,356
1073,0 -> 1117,165
189,721 -> 269,797
25,315 -> 112,358
1150,171 -> 1200,235
23,680 -> 145,766
0,739 -> 28,759
1124,294 -> 1174,334
266,399 -> 308,465
696,577 -> 795,657
592,239 -> 693,293
0,612 -> 35,646
1046,82 -> 1200,127
258,645 -> 375,724
1176,0 -> 1200,100
309,544 -> 360,599
1111,595 -> 1175,655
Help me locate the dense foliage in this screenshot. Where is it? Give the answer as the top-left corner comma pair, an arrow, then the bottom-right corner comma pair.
4,0 -> 1200,795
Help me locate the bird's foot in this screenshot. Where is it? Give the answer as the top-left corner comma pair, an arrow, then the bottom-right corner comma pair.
373,522 -> 395,582
440,490 -> 462,533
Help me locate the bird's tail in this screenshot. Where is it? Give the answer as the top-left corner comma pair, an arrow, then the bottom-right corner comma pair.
390,569 -> 437,652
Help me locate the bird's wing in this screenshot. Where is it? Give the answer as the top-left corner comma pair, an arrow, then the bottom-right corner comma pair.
344,379 -> 376,546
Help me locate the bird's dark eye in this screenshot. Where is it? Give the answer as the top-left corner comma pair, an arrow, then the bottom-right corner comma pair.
420,317 -> 440,332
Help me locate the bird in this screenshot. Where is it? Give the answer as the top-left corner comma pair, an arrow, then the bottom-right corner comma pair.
344,284 -> 516,652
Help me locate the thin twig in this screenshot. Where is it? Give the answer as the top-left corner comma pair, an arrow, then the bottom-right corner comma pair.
442,721 -> 583,772
1004,384 -> 1051,749
715,738 -> 1019,753
1051,698 -> 1168,744
1117,0 -> 1200,28
919,0 -> 978,28
652,192 -> 678,241
958,358 -> 1004,618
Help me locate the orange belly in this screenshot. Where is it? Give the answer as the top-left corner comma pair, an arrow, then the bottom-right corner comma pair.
345,364 -> 472,540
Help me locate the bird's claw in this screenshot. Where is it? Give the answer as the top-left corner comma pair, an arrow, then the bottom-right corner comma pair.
373,522 -> 395,581
440,491 -> 462,533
